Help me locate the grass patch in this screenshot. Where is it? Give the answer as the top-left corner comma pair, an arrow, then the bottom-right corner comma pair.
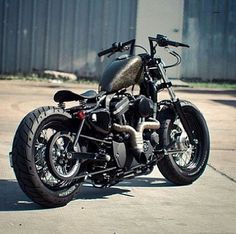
0,74 -> 98,84
2,74 -> 235,89
185,81 -> 236,90
0,74 -> 42,81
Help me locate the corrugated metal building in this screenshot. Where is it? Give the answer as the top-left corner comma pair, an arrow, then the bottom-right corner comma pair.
0,0 -> 236,81
181,0 -> 236,81
0,0 -> 137,78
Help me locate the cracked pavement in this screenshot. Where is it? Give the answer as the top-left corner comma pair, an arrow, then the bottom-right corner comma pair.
0,80 -> 235,234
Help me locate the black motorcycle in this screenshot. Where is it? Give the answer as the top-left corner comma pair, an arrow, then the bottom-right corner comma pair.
10,34 -> 210,208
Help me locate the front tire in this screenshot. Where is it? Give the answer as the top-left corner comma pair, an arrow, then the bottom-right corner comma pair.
157,101 -> 210,185
12,106 -> 82,208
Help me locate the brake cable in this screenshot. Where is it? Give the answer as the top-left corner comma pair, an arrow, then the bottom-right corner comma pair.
163,47 -> 182,69
134,45 -> 149,54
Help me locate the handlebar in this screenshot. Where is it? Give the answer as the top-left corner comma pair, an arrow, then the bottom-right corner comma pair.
97,35 -> 189,58
98,39 -> 135,57
149,34 -> 190,48
97,42 -> 122,57
97,46 -> 116,57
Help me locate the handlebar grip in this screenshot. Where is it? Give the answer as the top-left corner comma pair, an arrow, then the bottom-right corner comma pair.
166,40 -> 178,47
155,34 -> 190,48
98,39 -> 135,57
98,47 -> 114,57
163,40 -> 190,48
177,42 -> 190,48
166,40 -> 190,48
98,42 -> 121,57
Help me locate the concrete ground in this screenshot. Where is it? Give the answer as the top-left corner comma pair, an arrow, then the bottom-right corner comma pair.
0,80 -> 235,234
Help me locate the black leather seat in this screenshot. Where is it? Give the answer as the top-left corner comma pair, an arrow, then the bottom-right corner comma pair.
54,90 -> 97,103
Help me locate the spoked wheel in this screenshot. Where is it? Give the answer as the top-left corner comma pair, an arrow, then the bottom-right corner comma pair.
168,119 -> 198,169
157,101 -> 210,185
34,125 -> 80,190
47,131 -> 80,181
12,107 -> 82,208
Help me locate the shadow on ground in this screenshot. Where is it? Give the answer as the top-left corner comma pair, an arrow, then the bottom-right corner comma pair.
212,99 -> 236,108
118,177 -> 174,188
77,177 -> 174,200
0,180 -> 40,211
0,177 -> 173,212
177,89 -> 236,97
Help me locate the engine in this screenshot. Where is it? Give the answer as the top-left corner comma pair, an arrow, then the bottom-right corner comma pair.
110,95 -> 160,164
85,94 -> 160,186
85,93 -> 160,170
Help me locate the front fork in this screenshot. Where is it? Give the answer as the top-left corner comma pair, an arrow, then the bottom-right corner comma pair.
158,63 -> 195,145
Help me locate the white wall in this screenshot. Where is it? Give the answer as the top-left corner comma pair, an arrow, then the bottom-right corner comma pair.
136,0 -> 184,78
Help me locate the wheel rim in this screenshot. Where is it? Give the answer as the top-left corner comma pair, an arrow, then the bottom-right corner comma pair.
169,118 -> 200,171
48,131 -> 80,180
33,120 -> 79,190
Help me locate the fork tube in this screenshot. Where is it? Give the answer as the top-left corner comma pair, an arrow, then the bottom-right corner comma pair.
158,62 -> 195,144
158,62 -> 177,102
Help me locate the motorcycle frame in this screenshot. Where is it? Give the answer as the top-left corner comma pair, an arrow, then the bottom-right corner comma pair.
69,37 -> 196,181
71,38 -> 196,158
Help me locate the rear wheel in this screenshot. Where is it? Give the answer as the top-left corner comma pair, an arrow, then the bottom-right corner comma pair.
157,101 -> 210,185
12,106 -> 82,208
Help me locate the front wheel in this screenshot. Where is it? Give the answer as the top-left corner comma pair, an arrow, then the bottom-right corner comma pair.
157,101 -> 210,185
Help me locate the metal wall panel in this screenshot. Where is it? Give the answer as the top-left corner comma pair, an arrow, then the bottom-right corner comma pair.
182,0 -> 236,81
0,0 -> 137,78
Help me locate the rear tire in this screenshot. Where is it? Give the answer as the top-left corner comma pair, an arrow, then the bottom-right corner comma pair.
12,106 -> 82,208
157,101 -> 210,185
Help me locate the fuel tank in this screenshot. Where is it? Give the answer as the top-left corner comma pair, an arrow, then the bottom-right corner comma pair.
99,55 -> 143,93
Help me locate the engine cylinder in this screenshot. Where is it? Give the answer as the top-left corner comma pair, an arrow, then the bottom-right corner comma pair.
135,96 -> 154,117
111,96 -> 129,117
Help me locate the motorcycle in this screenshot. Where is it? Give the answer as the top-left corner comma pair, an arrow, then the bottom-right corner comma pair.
10,34 -> 210,208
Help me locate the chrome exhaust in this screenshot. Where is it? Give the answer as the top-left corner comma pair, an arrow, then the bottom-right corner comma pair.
113,120 -> 160,163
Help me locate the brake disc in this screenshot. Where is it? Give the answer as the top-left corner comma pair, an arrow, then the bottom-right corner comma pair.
46,131 -> 80,180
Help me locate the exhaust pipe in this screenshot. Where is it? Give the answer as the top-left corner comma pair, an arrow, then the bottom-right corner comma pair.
113,120 -> 160,163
